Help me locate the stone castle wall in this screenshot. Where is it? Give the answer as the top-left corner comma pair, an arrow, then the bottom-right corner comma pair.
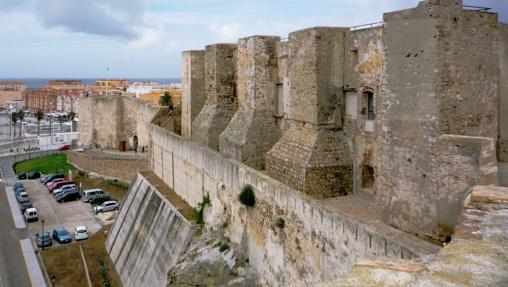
78,95 -> 164,149
151,126 -> 439,285
191,44 -> 238,149
376,1 -> 499,239
499,23 -> 508,162
67,150 -> 149,182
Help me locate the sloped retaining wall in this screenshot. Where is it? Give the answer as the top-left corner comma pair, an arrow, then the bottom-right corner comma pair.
106,172 -> 198,287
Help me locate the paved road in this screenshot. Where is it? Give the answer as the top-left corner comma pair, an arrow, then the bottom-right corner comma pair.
0,151 -> 59,287
0,183 -> 31,287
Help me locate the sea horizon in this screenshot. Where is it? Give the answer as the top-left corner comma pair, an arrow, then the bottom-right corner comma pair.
0,78 -> 181,89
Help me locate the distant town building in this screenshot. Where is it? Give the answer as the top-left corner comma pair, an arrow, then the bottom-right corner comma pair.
0,80 -> 26,106
24,80 -> 90,113
93,79 -> 129,96
47,80 -> 83,87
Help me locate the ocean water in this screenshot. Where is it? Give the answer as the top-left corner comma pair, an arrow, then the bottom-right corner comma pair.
0,78 -> 181,89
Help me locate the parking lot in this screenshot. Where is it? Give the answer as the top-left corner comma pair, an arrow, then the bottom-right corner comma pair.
20,179 -> 117,247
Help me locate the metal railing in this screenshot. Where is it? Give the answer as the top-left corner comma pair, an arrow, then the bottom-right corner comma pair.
463,5 -> 491,11
350,21 -> 383,31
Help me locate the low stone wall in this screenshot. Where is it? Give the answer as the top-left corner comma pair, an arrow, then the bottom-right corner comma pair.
151,126 -> 439,285
67,151 -> 149,182
106,172 -> 198,287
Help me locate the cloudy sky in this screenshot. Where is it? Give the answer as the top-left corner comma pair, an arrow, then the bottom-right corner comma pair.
0,0 -> 506,79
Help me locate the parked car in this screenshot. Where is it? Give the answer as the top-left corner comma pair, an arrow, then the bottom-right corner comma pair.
40,174 -> 51,183
14,182 -> 24,191
82,188 -> 106,203
17,173 -> 27,180
35,231 -> 52,248
48,180 -> 74,192
53,184 -> 77,197
56,190 -> 80,203
93,201 -> 120,214
27,171 -> 41,179
52,227 -> 72,244
24,207 -> 38,222
74,226 -> 89,241
43,173 -> 64,185
46,178 -> 64,189
58,144 -> 71,151
16,191 -> 29,203
89,195 -> 117,206
19,201 -> 33,213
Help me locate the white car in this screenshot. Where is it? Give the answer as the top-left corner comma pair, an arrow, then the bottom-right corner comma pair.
93,201 -> 119,214
17,191 -> 29,203
74,226 -> 89,241
24,207 -> 38,222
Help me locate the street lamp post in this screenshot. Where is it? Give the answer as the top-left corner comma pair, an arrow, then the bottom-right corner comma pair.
41,219 -> 45,251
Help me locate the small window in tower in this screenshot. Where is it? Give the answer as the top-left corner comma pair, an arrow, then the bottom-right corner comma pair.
362,165 -> 375,188
363,91 -> 375,120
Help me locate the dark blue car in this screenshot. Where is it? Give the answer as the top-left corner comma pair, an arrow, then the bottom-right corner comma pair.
52,227 -> 72,244
35,232 -> 52,248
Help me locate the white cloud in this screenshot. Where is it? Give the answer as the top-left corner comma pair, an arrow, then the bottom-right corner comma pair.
34,0 -> 150,39
208,22 -> 243,42
127,26 -> 164,49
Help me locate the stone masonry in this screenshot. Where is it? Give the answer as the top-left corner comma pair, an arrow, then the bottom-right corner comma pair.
266,27 -> 353,198
191,44 -> 238,150
376,0 -> 500,239
219,36 -> 281,170
181,50 -> 206,139
499,23 -> 508,162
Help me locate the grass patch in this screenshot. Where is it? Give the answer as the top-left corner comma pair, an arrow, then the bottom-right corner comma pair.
14,153 -> 75,176
41,226 -> 122,287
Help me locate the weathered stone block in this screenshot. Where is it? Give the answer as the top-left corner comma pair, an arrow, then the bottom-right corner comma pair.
219,36 -> 281,169
287,27 -> 347,126
266,124 -> 352,198
266,27 -> 353,198
181,50 -> 206,139
192,44 -> 238,150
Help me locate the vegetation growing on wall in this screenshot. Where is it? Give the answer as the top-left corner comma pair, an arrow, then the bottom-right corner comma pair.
239,184 -> 256,207
195,193 -> 211,226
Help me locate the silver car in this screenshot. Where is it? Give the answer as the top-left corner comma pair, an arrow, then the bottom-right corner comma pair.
93,201 -> 119,214
52,184 -> 77,197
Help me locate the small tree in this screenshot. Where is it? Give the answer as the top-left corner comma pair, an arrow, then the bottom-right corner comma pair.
160,91 -> 173,107
36,111 -> 44,136
67,111 -> 76,121
11,112 -> 18,138
17,110 -> 24,137
58,115 -> 67,133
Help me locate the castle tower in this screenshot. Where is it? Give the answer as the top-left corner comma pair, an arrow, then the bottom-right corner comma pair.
181,50 -> 206,139
219,36 -> 282,170
266,27 -> 353,198
191,44 -> 238,149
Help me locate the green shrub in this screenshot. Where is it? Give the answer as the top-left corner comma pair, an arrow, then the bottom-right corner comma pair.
238,184 -> 255,207
219,242 -> 230,253
195,194 -> 211,226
